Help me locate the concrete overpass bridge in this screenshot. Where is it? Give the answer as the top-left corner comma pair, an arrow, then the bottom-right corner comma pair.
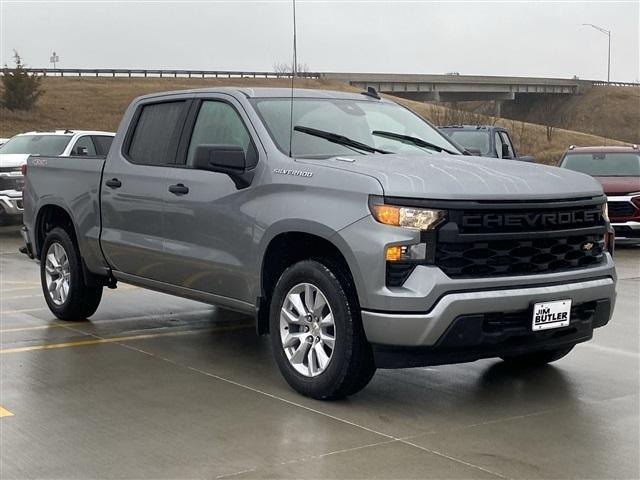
321,72 -> 587,102
320,72 -> 595,114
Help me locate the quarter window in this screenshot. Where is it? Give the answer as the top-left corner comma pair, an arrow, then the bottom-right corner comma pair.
127,101 -> 186,165
71,136 -> 96,156
186,101 -> 256,167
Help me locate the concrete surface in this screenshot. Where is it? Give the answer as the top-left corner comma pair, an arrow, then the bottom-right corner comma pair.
1,224 -> 638,479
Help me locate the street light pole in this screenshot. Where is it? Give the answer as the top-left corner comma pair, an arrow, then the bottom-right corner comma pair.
583,23 -> 611,82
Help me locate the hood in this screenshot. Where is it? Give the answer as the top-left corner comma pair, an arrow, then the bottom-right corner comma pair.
299,153 -> 604,200
0,154 -> 30,169
594,176 -> 640,195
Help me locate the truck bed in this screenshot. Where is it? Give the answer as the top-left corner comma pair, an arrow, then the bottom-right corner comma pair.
23,155 -> 108,273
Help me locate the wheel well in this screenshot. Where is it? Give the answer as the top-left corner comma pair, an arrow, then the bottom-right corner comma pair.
257,232 -> 355,335
35,205 -> 77,256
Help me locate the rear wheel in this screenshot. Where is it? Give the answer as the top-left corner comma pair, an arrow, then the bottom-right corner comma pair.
501,346 -> 574,367
40,227 -> 103,320
269,260 -> 376,399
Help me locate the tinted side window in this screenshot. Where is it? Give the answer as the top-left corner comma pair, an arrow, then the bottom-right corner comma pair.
186,101 -> 256,167
127,102 -> 186,165
93,136 -> 114,156
71,136 -> 96,156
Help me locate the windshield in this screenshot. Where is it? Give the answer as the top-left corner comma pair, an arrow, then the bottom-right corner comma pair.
251,98 -> 461,158
442,130 -> 491,156
0,135 -> 72,156
560,153 -> 640,176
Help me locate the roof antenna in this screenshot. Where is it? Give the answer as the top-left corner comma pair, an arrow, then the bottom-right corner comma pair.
361,86 -> 380,100
288,0 -> 297,157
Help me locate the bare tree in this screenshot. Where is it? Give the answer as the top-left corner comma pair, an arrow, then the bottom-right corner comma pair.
273,61 -> 310,76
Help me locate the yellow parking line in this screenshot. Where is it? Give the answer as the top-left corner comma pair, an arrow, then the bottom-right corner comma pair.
0,324 -> 252,355
1,286 -> 41,293
0,307 -> 47,315
0,406 -> 14,418
0,323 -> 71,333
0,308 -> 216,333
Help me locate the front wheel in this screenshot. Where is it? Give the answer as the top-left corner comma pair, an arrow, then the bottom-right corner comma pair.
269,260 -> 376,399
40,227 -> 103,320
500,346 -> 574,367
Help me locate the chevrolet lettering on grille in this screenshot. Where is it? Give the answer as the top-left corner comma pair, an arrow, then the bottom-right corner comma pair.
462,209 -> 602,229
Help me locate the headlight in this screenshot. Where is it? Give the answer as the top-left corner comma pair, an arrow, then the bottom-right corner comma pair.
369,197 -> 446,230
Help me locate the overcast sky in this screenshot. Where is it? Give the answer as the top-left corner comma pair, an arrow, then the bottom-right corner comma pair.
1,1 -> 638,82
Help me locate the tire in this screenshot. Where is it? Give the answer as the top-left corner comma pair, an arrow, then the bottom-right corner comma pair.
40,227 -> 103,320
500,346 -> 574,367
269,259 -> 376,400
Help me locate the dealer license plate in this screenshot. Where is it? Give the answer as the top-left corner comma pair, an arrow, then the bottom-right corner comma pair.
532,300 -> 572,331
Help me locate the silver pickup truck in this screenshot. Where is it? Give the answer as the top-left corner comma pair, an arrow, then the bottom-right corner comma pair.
22,87 -> 617,399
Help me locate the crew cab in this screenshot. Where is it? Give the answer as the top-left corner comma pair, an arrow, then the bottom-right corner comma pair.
0,130 -> 114,222
439,125 -> 535,161
22,88 -> 616,399
559,145 -> 640,244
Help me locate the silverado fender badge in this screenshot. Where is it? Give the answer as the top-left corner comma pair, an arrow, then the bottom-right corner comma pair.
273,168 -> 313,178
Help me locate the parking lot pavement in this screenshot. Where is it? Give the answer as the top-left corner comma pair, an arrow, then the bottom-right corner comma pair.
1,225 -> 638,479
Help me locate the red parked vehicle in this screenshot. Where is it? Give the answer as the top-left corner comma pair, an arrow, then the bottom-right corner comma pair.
559,145 -> 640,244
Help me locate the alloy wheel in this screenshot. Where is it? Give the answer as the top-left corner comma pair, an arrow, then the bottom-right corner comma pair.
279,283 -> 336,377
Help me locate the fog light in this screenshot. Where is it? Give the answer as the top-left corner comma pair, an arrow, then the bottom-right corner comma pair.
386,246 -> 403,262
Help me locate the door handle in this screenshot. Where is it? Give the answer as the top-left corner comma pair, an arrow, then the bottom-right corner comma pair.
168,183 -> 189,195
105,178 -> 122,189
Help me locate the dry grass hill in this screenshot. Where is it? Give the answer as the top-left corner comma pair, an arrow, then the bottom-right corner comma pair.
0,77 -> 627,165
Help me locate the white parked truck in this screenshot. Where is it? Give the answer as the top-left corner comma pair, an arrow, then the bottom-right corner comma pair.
0,130 -> 114,223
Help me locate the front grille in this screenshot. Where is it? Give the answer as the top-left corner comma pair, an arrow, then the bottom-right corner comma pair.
436,235 -> 604,277
0,175 -> 25,192
608,201 -> 636,218
430,197 -> 607,278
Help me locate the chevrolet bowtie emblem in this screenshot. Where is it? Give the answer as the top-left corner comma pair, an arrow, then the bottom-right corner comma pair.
581,242 -> 594,251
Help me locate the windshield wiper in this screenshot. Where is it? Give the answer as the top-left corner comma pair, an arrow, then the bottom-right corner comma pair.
294,126 -> 390,155
372,130 -> 459,155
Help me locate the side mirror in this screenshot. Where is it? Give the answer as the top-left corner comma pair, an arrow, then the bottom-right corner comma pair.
76,146 -> 88,156
518,155 -> 536,163
501,143 -> 512,159
192,144 -> 254,189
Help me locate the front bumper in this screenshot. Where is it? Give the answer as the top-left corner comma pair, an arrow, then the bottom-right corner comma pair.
611,221 -> 640,244
361,276 -> 615,348
0,192 -> 23,217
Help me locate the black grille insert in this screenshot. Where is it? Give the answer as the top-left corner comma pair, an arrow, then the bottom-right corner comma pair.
436,234 -> 604,278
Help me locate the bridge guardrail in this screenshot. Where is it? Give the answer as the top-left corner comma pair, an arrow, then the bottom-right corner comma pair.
0,68 -> 321,79
1,68 -> 636,87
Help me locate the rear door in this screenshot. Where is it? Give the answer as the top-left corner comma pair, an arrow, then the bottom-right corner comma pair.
160,95 -> 260,303
100,98 -> 191,280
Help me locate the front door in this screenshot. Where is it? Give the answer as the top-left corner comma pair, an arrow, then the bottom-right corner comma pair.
101,99 -> 190,280
160,97 -> 260,304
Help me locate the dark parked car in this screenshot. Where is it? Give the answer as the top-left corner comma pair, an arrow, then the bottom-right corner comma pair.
559,145 -> 640,244
439,125 -> 535,161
